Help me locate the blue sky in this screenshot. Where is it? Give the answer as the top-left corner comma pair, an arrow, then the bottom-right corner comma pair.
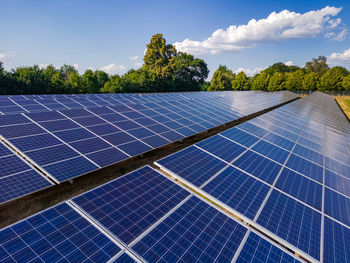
1,0 -> 350,78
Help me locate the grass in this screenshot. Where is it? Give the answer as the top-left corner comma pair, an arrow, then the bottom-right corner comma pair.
334,95 -> 350,120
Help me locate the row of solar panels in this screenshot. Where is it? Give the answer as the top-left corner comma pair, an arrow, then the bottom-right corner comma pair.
0,91 -> 298,204
0,91 -> 275,115
0,166 -> 301,263
155,92 -> 350,262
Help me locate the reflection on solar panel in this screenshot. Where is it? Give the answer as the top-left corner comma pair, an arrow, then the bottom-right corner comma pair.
155,92 -> 350,262
0,202 -> 122,262
0,91 -> 298,203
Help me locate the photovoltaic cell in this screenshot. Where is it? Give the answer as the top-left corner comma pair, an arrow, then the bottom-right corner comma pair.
257,190 -> 321,260
72,166 -> 190,244
285,154 -> 323,183
202,166 -> 270,219
275,168 -> 322,211
0,202 -> 121,262
236,232 -> 301,263
251,140 -> 289,164
156,146 -> 227,187
196,135 -> 246,163
233,150 -> 282,184
324,188 -> 350,227
132,196 -> 247,263
325,169 -> 350,198
323,217 -> 350,263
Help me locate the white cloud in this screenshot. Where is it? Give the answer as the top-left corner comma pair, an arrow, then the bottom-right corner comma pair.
134,62 -> 142,68
174,6 -> 343,54
327,48 -> 350,65
129,56 -> 139,61
0,52 -> 14,62
39,64 -> 49,69
334,29 -> 347,41
284,61 -> 294,66
99,63 -> 126,75
233,66 -> 266,76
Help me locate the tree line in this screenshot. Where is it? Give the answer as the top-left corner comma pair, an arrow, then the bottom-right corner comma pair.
0,34 -> 208,94
0,33 -> 349,94
208,57 -> 350,93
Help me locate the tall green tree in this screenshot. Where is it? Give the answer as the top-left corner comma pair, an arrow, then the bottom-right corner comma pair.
302,72 -> 319,92
263,62 -> 300,75
81,69 -> 99,93
285,70 -> 305,91
319,67 -> 347,91
268,72 -> 285,91
305,56 -> 329,76
209,70 -> 225,91
251,72 -> 270,91
342,74 -> 350,92
232,71 -> 250,90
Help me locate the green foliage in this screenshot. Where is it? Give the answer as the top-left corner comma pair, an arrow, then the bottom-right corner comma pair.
232,71 -> 250,90
209,70 -> 225,91
251,72 -> 270,91
302,72 -> 319,91
342,75 -> 350,91
263,62 -> 301,75
268,72 -> 285,91
305,56 -> 329,76
319,67 -> 347,91
285,70 -> 305,91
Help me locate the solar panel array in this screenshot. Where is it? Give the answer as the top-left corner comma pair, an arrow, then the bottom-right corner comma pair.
156,91 -> 350,262
0,91 -> 297,204
0,166 -> 301,263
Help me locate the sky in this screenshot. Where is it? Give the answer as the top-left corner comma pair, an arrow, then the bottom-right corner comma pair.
1,0 -> 350,78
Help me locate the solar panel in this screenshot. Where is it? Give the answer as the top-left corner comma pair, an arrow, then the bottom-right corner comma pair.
131,196 -> 247,262
0,141 -> 52,204
0,202 -> 122,262
236,232 -> 301,263
71,166 -> 191,245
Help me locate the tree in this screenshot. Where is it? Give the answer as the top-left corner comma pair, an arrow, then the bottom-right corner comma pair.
232,71 -> 250,90
101,75 -> 122,93
172,52 -> 209,91
305,56 -> 329,76
302,72 -> 319,92
319,67 -> 346,92
263,62 -> 300,75
209,70 -> 225,91
94,70 -> 109,88
285,70 -> 305,91
81,69 -> 99,93
342,75 -> 350,92
251,72 -> 270,91
143,33 -> 177,80
268,72 -> 285,91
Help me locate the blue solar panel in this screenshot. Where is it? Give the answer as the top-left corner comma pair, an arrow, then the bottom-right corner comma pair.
141,135 -> 169,148
40,119 -> 80,132
72,166 -> 190,244
10,133 -> 62,152
236,232 -> 301,263
325,169 -> 350,197
285,154 -> 323,183
0,123 -> 46,139
202,166 -> 270,219
275,168 -> 322,210
132,196 -> 247,263
325,157 -> 350,179
220,127 -> 260,147
25,111 -> 65,122
70,137 -> 111,154
233,150 -> 282,184
272,127 -> 299,142
156,146 -> 227,187
252,140 -> 289,164
263,132 -> 295,151
196,135 -> 246,162
324,188 -> 350,227
127,127 -> 155,139
86,123 -> 121,136
26,145 -> 79,166
74,116 -> 108,127
257,190 -> 321,260
0,143 -> 14,157
54,128 -> 95,143
111,252 -> 137,262
323,217 -> 350,263
103,132 -> 135,146
0,202 -> 121,262
292,144 -> 324,166
86,147 -> 129,167
43,156 -> 98,182
117,140 -> 152,156
237,122 -> 269,138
